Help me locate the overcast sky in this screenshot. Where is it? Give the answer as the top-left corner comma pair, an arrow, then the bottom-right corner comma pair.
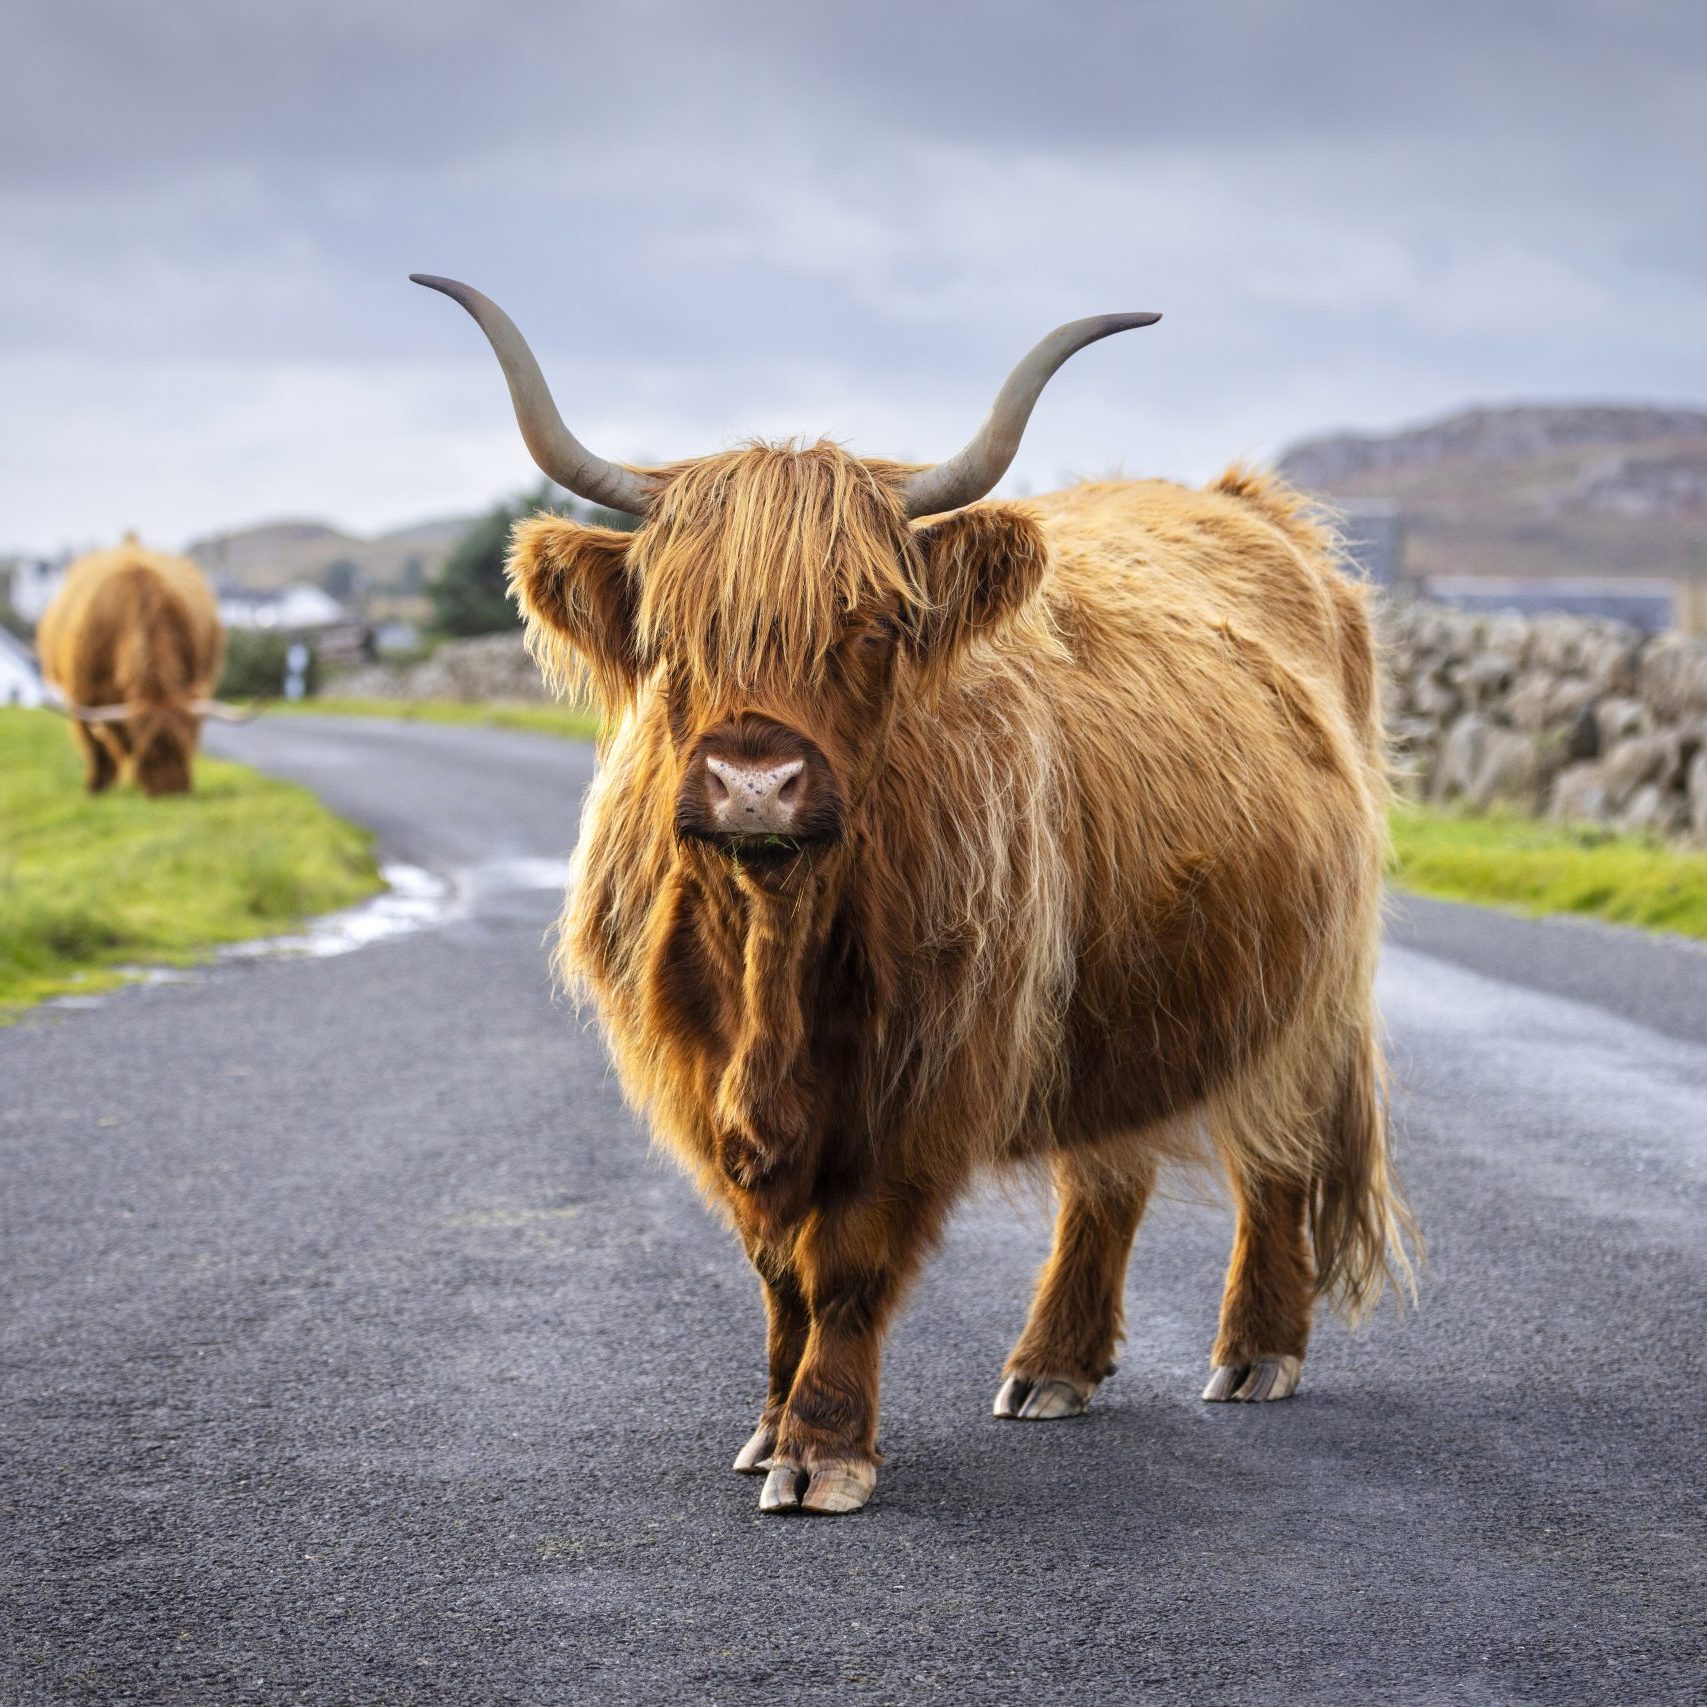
4,0 -> 1705,553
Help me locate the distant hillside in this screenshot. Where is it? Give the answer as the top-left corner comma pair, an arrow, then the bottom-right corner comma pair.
184,513 -> 478,620
1277,405 -> 1707,584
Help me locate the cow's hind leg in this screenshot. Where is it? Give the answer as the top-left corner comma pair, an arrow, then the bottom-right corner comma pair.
733,1241 -> 809,1474
994,1150 -> 1156,1421
1202,1169 -> 1313,1402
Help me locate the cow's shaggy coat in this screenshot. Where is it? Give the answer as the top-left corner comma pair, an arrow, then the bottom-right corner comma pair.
37,542 -> 224,796
510,445 -> 1415,1513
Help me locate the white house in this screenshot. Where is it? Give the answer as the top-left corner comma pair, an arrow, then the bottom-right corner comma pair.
0,627 -> 45,707
5,556 -> 69,624
217,583 -> 347,631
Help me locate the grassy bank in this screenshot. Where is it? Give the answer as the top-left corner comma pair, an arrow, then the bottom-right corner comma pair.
0,708 -> 384,1018
1389,801 -> 1707,941
282,696 -> 601,741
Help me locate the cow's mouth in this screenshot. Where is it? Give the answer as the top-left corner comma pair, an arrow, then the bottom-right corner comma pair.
677,828 -> 837,872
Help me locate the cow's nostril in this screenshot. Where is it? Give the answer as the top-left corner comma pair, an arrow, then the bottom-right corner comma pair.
778,772 -> 801,804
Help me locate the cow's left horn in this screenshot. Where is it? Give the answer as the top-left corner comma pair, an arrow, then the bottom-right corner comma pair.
903,313 -> 1161,519
410,274 -> 656,517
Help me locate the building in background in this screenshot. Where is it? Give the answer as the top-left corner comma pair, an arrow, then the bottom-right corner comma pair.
0,627 -> 45,706
4,555 -> 70,625
215,582 -> 347,631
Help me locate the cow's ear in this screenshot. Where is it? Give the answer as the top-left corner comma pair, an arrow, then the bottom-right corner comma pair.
907,504 -> 1048,663
507,515 -> 641,708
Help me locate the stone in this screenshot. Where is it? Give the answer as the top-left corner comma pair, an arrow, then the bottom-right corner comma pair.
1529,616 -> 1587,675
1454,652 -> 1520,711
1638,633 -> 1707,720
1465,728 -> 1542,810
1432,714 -> 1488,804
1482,614 -> 1533,665
1593,696 -> 1650,750
1410,672 -> 1462,723
1579,632 -> 1641,696
1546,677 -> 1600,731
1551,762 -> 1610,824
1505,672 -> 1556,732
1601,732 -> 1682,811
1687,749 -> 1707,838
1617,783 -> 1687,837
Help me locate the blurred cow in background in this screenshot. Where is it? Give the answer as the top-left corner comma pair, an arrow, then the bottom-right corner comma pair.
417,274 -> 1418,1517
37,537 -> 247,796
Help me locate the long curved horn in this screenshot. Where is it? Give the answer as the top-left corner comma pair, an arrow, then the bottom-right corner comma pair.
187,698 -> 262,722
904,313 -> 1161,519
410,274 -> 656,516
47,700 -> 133,723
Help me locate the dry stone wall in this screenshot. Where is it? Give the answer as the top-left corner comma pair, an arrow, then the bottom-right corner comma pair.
1380,598 -> 1707,839
332,633 -> 552,703
332,608 -> 1707,841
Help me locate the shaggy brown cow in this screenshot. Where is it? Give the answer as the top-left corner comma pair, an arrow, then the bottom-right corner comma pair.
417,274 -> 1417,1517
37,539 -> 238,796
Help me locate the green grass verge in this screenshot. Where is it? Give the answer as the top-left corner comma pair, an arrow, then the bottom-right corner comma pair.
0,708 -> 384,1019
1389,801 -> 1707,941
281,697 -> 601,741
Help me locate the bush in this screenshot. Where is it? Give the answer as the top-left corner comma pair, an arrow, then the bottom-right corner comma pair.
428,485 -> 639,638
218,630 -> 321,700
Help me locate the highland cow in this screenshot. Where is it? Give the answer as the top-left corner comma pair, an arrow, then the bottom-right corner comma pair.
417,274 -> 1417,1516
37,539 -> 244,796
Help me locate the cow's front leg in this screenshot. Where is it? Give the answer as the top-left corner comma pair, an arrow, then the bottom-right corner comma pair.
75,724 -> 119,793
758,1199 -> 937,1516
733,1241 -> 809,1474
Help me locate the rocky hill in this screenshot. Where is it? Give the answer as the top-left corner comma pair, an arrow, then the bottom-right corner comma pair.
1278,405 -> 1707,585
184,514 -> 476,620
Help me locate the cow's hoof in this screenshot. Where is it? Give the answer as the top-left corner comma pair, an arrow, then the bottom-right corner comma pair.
733,1422 -> 776,1474
758,1457 -> 876,1515
992,1374 -> 1093,1420
1201,1354 -> 1302,1403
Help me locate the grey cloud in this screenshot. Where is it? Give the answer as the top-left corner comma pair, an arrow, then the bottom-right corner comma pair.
2,0 -> 1704,549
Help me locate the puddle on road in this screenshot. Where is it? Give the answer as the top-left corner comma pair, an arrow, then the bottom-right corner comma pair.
225,862 -> 462,960
43,857 -> 569,1015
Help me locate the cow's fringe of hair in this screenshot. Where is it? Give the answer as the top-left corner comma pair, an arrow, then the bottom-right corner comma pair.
633,442 -> 925,701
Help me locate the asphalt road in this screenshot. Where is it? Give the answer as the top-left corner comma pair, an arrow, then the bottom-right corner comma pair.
4,715 -> 1704,1705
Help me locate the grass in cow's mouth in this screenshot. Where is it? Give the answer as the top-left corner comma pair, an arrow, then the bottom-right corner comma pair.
723,834 -> 809,872
0,708 -> 383,1019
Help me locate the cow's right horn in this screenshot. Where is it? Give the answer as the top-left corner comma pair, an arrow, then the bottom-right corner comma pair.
410,274 -> 656,518
187,699 -> 261,722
